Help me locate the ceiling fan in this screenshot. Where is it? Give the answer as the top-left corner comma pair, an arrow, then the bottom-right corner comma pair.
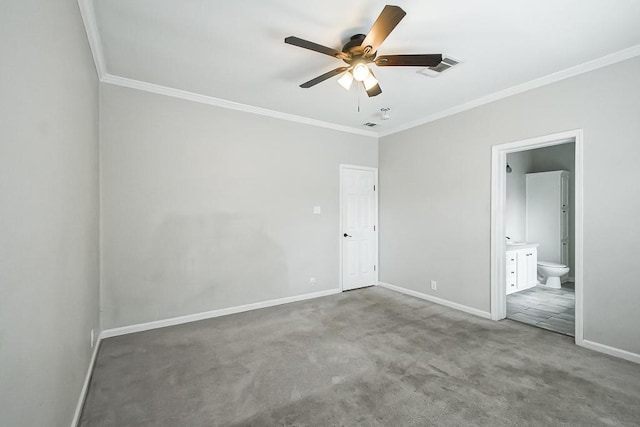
284,5 -> 443,97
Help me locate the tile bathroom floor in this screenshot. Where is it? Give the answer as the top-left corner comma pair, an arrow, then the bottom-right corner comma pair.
507,282 -> 575,336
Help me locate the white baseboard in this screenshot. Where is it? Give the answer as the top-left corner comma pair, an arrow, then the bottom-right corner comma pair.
377,283 -> 639,365
377,281 -> 492,319
71,288 -> 341,425
101,288 -> 342,339
70,335 -> 102,427
69,285 -> 637,426
579,339 -> 640,364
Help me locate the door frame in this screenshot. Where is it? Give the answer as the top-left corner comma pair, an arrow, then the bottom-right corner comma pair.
339,164 -> 379,291
490,129 -> 584,345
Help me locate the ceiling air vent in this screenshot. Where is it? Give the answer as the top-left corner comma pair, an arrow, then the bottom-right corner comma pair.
363,122 -> 379,127
418,55 -> 461,77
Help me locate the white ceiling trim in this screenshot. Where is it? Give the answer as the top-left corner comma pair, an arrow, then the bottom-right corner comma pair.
80,0 -> 378,139
78,0 -> 106,79
78,1 -> 640,139
378,44 -> 640,137
79,0 -> 376,138
101,73 -> 378,137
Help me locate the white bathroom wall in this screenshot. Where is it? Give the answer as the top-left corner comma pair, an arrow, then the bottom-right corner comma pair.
100,84 -> 378,329
530,143 -> 576,275
506,143 -> 575,274
379,55 -> 640,355
0,0 -> 100,425
505,151 -> 535,242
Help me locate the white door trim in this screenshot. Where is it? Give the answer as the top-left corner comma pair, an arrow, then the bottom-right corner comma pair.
339,164 -> 379,291
490,129 -> 584,345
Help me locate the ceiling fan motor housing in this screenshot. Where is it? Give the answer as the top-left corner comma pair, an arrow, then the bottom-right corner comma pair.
342,34 -> 376,64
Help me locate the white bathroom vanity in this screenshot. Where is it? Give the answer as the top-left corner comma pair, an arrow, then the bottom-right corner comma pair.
506,243 -> 539,295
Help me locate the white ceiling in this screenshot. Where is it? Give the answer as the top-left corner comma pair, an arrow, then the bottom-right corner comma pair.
87,0 -> 640,136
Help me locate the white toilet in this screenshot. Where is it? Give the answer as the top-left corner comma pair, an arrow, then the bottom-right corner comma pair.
537,261 -> 570,289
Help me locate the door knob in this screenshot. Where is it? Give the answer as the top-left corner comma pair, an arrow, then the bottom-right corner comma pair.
343,233 -> 352,237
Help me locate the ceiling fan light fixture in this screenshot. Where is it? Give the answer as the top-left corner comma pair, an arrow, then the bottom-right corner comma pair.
352,63 -> 371,81
363,73 -> 378,91
285,5 -> 442,98
337,71 -> 354,90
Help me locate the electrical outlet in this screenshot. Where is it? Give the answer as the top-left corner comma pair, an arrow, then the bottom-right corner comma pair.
90,329 -> 95,348
309,277 -> 316,286
430,280 -> 437,291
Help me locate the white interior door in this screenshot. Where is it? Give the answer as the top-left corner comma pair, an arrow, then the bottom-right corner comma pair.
341,166 -> 377,291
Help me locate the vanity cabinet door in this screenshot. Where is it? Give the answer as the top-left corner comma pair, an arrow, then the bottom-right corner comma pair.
507,248 -> 538,293
525,249 -> 538,286
516,250 -> 528,291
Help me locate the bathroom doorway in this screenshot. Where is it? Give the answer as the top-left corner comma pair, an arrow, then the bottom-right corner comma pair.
505,145 -> 575,335
490,130 -> 584,343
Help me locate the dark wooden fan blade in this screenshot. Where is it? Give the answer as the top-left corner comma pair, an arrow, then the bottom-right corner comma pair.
375,54 -> 443,67
300,67 -> 349,88
361,5 -> 406,54
285,36 -> 348,59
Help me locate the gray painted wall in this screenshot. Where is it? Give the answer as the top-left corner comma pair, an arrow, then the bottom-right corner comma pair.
506,143 -> 576,274
100,84 -> 378,329
380,56 -> 640,354
0,1 -> 100,426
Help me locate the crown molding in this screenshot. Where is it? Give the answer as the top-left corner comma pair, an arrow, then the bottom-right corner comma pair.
101,74 -> 378,137
77,0 -> 106,79
78,0 -> 640,140
378,43 -> 640,137
77,0 -> 374,136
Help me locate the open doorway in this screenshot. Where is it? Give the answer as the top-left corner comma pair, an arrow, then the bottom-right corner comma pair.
491,130 -> 584,343
505,143 -> 575,335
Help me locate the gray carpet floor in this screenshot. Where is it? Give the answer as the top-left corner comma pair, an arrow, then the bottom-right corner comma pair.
80,287 -> 640,426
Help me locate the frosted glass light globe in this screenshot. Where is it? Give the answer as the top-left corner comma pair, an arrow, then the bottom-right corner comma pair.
337,71 -> 354,90
352,63 -> 370,81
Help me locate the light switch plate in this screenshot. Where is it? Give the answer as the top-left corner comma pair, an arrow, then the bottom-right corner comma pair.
313,206 -> 321,214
